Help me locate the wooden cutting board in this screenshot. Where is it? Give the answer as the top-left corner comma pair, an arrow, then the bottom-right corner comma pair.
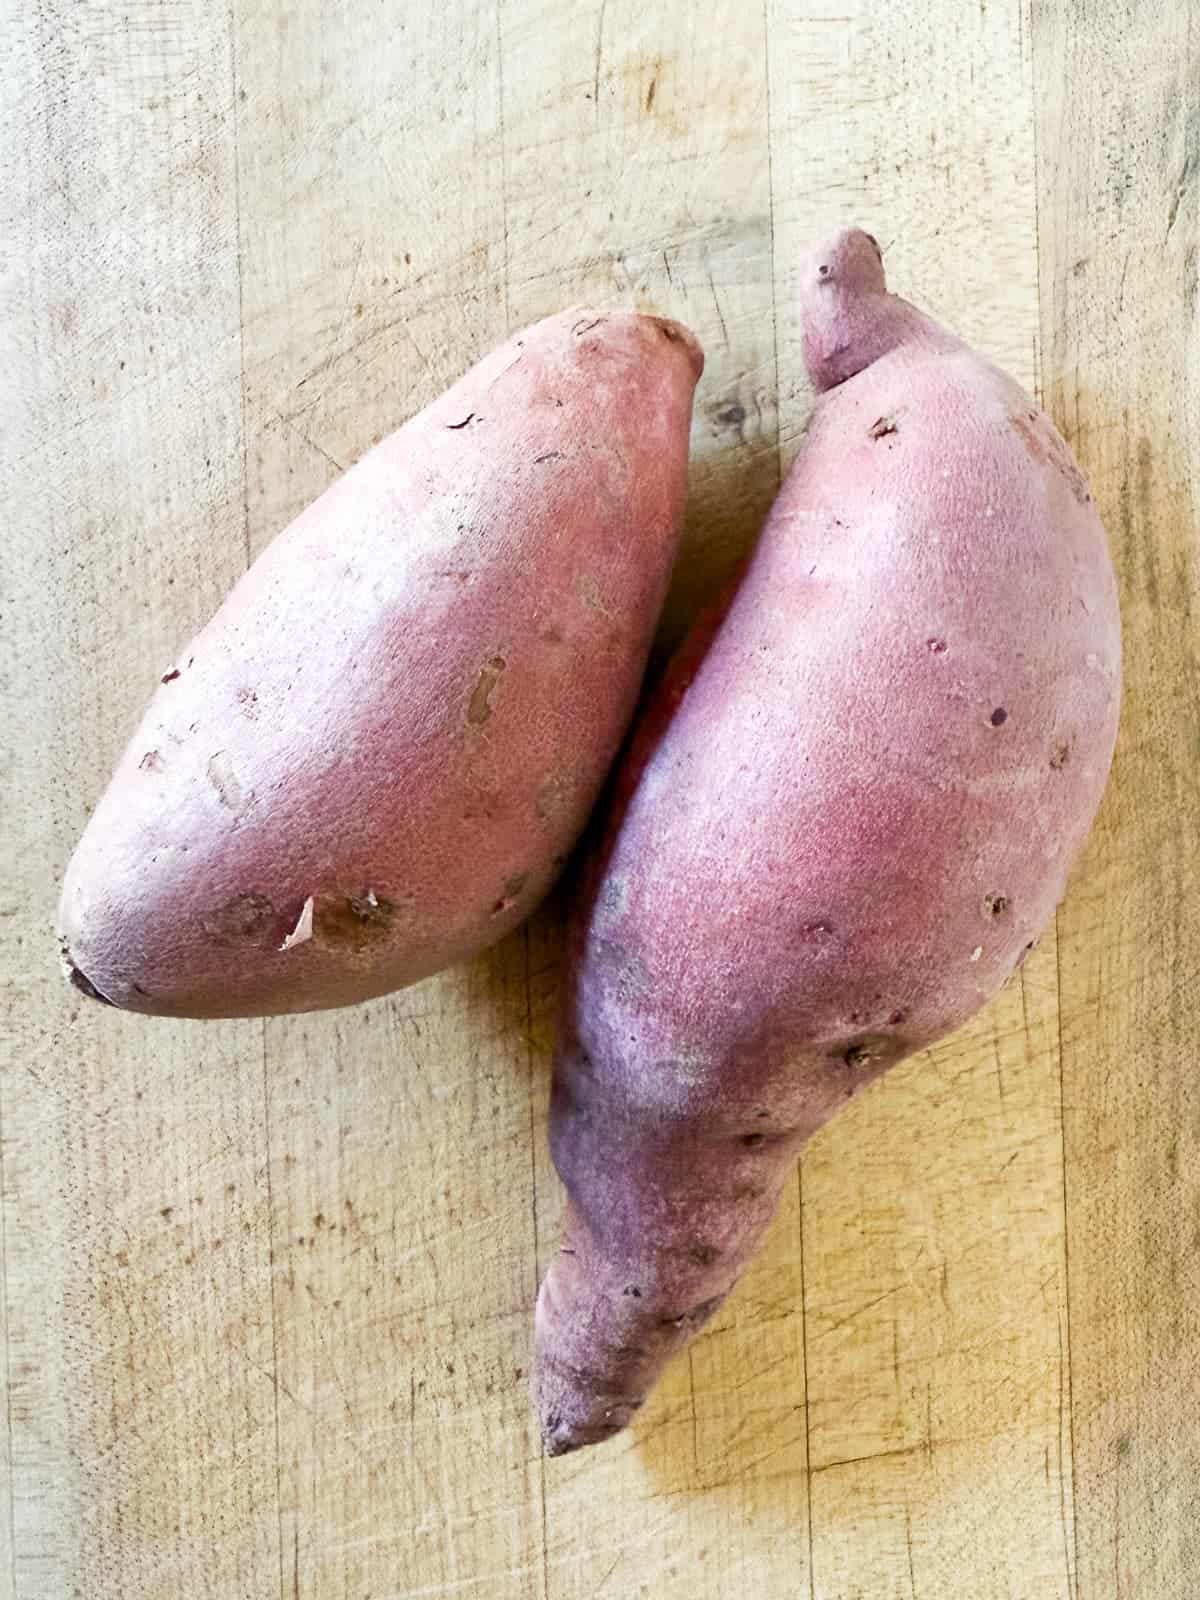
2,1 -> 1197,1595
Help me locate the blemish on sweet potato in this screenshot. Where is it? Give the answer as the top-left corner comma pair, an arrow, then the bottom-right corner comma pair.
349,891 -> 394,926
1009,411 -> 1044,464
578,573 -> 616,619
741,1132 -> 767,1149
316,892 -> 397,950
206,751 -> 243,812
840,1034 -> 893,1069
1050,741 -> 1071,770
67,960 -> 116,1005
990,707 -> 1009,726
445,413 -> 475,430
686,1242 -> 720,1267
203,893 -> 276,946
1010,410 -> 1091,504
534,451 -> 564,464
535,776 -> 568,820
161,667 -> 181,683
468,655 -> 506,725
984,893 -> 1010,918
572,316 -> 605,337
869,415 -> 898,440
491,872 -> 529,916
139,750 -> 164,773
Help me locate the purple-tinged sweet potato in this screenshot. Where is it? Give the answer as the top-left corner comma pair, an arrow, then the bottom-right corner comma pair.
60,310 -> 703,1017
534,228 -> 1121,1454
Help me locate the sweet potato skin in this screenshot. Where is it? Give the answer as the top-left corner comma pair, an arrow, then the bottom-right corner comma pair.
59,310 -> 703,1017
535,229 -> 1121,1454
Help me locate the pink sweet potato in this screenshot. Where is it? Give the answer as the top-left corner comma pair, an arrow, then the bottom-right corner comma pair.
59,310 -> 703,1017
534,228 -> 1121,1454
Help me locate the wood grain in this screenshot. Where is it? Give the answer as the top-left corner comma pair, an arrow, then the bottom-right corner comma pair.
2,0 -> 1197,1595
0,2 -> 279,1595
1033,1 -> 1200,1595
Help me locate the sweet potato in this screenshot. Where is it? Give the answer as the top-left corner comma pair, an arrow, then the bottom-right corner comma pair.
534,228 -> 1121,1454
59,310 -> 703,1017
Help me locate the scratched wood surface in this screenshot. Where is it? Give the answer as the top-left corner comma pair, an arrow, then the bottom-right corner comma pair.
1,0 -> 1196,1595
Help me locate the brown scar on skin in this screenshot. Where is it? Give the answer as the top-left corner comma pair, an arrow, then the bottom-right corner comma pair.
467,655 -> 507,725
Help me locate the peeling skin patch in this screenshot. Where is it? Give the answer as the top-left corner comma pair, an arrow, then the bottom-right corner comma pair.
468,655 -> 506,725
207,751 -> 243,811
280,896 -> 314,951
203,893 -> 275,946
534,451 -> 563,464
